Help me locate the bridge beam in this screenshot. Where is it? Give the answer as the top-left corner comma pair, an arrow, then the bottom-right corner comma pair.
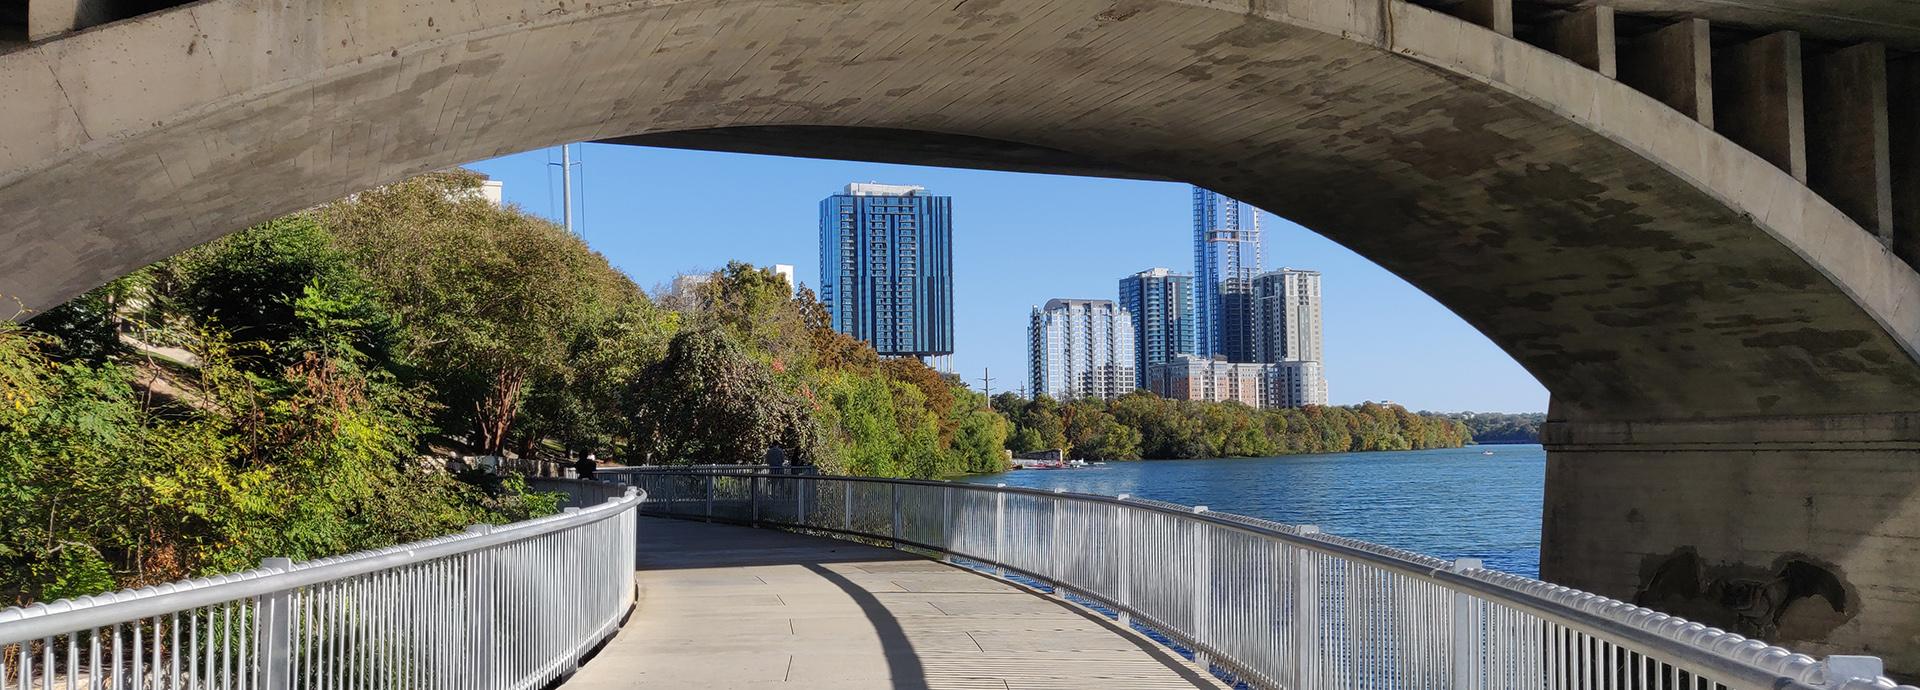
1458,0 -> 1513,37
1542,6 -> 1616,78
1806,42 -> 1895,241
1888,55 -> 1920,267
1541,413 -> 1920,676
1713,32 -> 1807,182
1619,18 -> 1714,127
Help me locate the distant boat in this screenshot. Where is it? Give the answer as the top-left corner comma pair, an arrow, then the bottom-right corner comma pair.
1482,450 -> 1496,456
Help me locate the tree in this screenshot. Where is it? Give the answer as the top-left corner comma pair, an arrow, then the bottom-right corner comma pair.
320,172 -> 642,454
627,328 -> 818,465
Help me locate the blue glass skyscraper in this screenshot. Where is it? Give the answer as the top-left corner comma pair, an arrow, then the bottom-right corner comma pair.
1193,187 -> 1264,361
1118,268 -> 1195,387
819,183 -> 954,357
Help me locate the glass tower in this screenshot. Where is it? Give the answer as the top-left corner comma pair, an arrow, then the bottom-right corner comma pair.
1029,299 -> 1136,401
819,183 -> 954,357
1118,268 -> 1195,388
1192,187 -> 1263,361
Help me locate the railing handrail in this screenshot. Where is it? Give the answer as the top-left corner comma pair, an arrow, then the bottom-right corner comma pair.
600,464 -> 815,474
0,487 -> 642,645
621,470 -> 1904,690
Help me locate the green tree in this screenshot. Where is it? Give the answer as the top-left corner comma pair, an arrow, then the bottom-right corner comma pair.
628,328 -> 818,465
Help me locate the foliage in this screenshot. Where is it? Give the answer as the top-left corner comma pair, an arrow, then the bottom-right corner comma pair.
317,172 -> 668,455
1002,391 -> 1472,460
627,328 -> 821,465
23,275 -> 140,365
1430,411 -> 1545,444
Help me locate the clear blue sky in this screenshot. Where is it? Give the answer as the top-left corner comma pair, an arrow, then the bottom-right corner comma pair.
467,144 -> 1548,413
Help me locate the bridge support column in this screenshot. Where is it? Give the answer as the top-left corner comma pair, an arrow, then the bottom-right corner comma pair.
1806,42 -> 1894,240
1619,19 -> 1714,126
1713,31 -> 1807,181
1540,412 -> 1920,676
1890,55 -> 1920,268
1543,6 -> 1616,78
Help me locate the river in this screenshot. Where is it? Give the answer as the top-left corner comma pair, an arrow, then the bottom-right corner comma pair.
959,444 -> 1546,578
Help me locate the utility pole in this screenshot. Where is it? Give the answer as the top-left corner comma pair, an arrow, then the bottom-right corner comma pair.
550,144 -> 578,237
979,367 -> 994,401
560,143 -> 573,236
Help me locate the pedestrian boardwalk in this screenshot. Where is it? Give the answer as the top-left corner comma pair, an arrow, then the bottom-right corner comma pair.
562,518 -> 1226,689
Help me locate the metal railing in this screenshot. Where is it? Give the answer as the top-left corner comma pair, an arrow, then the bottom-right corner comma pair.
0,488 -> 642,689
623,471 -> 1913,690
598,464 -> 816,478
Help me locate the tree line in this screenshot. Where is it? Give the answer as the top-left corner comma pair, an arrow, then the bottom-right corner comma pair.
994,393 -> 1475,460
1428,411 -> 1546,444
0,172 -> 1007,604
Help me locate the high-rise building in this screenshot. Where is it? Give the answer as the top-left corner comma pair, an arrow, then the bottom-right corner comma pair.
1192,187 -> 1263,361
1253,269 -> 1323,363
1147,355 -> 1266,407
1030,299 -> 1136,401
819,183 -> 954,357
1117,268 -> 1195,388
1264,360 -> 1326,408
1253,268 -> 1328,405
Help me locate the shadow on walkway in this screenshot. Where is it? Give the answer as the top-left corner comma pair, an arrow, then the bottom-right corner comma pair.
636,517 -> 917,570
802,563 -> 929,688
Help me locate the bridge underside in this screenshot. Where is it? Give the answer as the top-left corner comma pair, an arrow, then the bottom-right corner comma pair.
2,0 -> 1919,673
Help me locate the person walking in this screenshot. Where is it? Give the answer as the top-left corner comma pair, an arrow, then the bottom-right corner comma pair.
575,452 -> 598,481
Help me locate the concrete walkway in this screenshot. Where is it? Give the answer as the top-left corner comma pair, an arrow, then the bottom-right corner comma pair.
563,518 -> 1225,689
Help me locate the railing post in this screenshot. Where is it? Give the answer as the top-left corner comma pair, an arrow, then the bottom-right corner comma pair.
1116,495 -> 1132,627
750,475 -> 761,526
844,481 -> 854,532
1293,525 -> 1321,689
1451,558 -> 1484,690
941,486 -> 952,553
465,525 -> 497,690
994,484 -> 1007,576
1191,506 -> 1211,671
703,474 -> 714,521
256,557 -> 295,690
797,477 -> 807,526
890,482 -> 902,547
1050,488 -> 1068,598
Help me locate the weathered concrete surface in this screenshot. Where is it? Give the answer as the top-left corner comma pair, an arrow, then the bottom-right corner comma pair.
1541,413 -> 1920,674
566,518 -> 1222,689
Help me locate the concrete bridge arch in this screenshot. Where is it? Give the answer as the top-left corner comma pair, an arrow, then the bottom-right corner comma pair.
3,0 -> 1919,672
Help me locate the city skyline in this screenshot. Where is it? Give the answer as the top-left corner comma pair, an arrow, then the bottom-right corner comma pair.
467,145 -> 1549,413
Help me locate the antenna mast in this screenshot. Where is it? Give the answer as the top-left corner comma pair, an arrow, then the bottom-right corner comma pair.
561,144 -> 573,235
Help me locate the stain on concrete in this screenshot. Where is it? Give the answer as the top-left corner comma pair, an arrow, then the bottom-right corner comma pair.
1636,548 -> 1854,641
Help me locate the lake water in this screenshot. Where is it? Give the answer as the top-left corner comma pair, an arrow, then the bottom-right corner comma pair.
959,444 -> 1546,578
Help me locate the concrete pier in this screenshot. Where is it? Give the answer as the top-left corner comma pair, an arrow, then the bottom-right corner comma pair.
1541,413 -> 1920,675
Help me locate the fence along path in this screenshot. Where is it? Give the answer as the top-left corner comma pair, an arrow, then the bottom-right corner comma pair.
0,487 -> 640,689
613,470 -> 1916,690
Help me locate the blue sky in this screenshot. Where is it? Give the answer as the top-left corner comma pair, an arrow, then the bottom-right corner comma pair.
466,144 -> 1548,413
